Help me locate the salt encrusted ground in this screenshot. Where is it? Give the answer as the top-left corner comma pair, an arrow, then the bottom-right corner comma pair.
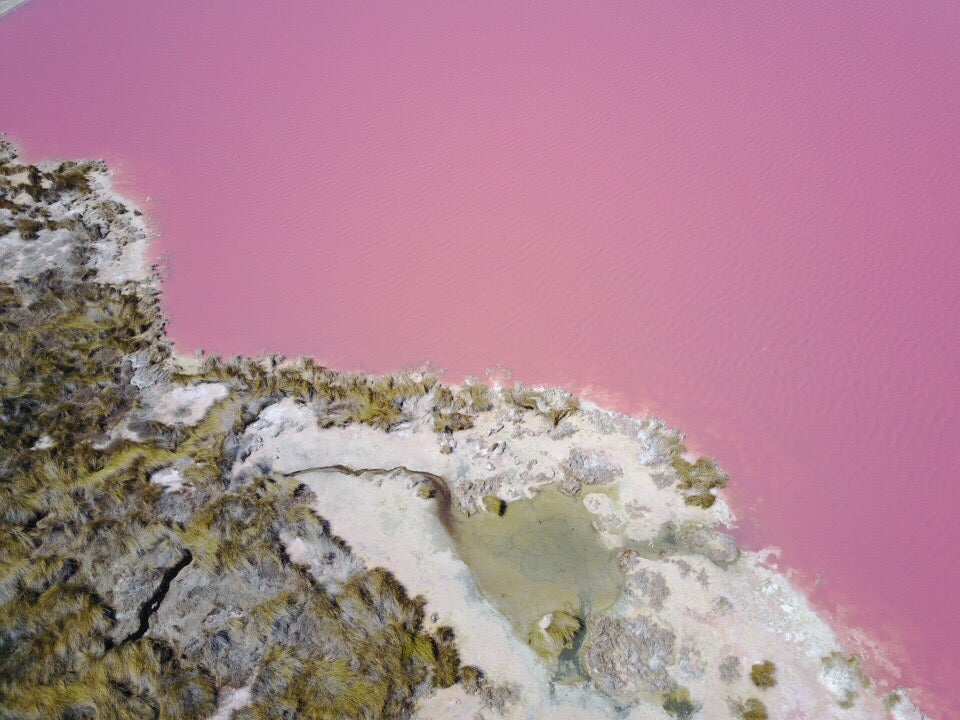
230,393 -> 926,719
0,135 -> 934,719
0,140 -> 149,285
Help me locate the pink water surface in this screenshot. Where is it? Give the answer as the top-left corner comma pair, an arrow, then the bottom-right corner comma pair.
3,2 -> 959,715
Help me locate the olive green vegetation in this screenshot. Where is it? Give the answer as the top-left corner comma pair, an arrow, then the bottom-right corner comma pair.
661,686 -> 698,719
48,162 -> 93,195
231,565 -> 469,720
653,428 -> 728,509
821,652 -> 868,708
432,382 -> 493,434
670,453 -> 728,509
15,216 -> 42,239
181,355 -> 492,436
504,385 -> 580,426
749,660 -> 777,689
0,272 -> 466,717
0,267 -> 216,718
527,610 -> 581,658
737,697 -> 769,720
433,410 -> 474,433
0,158 -> 95,230
482,494 -> 507,516
0,154 -> 483,718
884,691 -> 906,711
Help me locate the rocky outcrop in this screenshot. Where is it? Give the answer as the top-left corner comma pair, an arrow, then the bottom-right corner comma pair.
583,614 -> 677,702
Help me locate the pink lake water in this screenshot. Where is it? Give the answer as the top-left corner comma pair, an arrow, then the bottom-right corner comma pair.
2,2 -> 959,715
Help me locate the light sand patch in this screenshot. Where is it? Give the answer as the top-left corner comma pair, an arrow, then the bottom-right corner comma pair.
208,683 -> 252,720
150,466 -> 185,493
232,395 -> 908,718
144,383 -> 229,426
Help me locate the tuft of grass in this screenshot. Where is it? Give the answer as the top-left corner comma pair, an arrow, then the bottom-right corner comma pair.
402,632 -> 437,665
433,411 -> 473,434
750,660 -> 777,688
334,374 -> 435,430
459,382 -> 493,412
684,492 -> 718,509
505,386 -> 540,412
354,400 -> 399,430
458,665 -> 484,693
884,690 -> 904,709
662,686 -> 698,719
737,697 -> 769,719
672,455 -> 727,509
47,162 -> 91,195
15,217 -> 42,239
430,380 -> 493,433
432,626 -> 461,689
821,652 -> 869,708
505,384 -> 580,426
238,648 -> 392,720
528,610 -> 581,658
482,495 -> 507,516
542,397 -> 580,427
96,199 -> 127,223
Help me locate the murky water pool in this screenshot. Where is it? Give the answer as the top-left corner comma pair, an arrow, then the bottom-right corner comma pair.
449,488 -> 623,639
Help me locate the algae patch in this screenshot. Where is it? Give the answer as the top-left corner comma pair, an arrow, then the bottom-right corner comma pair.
449,487 -> 623,647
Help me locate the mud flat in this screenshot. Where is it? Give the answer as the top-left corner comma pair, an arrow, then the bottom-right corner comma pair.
0,137 -> 935,719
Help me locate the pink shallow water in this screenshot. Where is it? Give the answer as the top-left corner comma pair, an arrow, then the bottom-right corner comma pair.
2,1 -> 959,715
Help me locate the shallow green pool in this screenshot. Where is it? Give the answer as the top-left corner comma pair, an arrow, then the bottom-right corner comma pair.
449,486 -> 624,640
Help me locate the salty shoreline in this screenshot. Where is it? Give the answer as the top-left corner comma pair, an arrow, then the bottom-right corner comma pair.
0,137 -> 936,719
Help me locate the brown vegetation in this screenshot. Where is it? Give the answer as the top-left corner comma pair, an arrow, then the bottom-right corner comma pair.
750,660 -> 777,688
737,697 -> 769,719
